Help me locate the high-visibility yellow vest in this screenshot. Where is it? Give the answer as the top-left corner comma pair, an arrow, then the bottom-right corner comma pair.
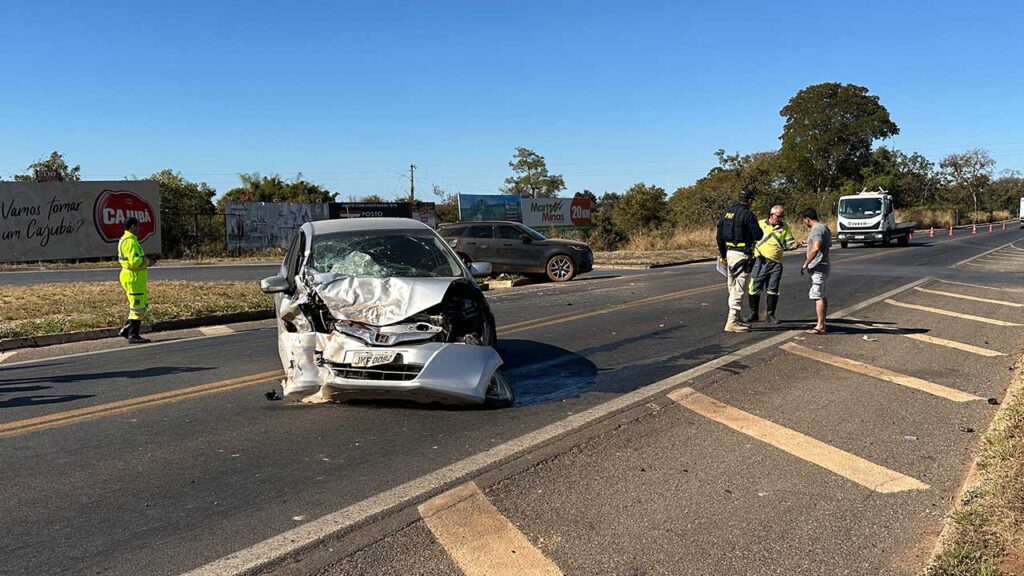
753,219 -> 795,262
118,232 -> 146,272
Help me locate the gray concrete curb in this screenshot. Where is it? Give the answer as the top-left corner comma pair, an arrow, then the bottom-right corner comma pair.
0,309 -> 275,352
596,257 -> 715,270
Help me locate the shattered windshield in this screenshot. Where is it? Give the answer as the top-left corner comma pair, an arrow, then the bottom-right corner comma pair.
839,198 -> 883,219
308,229 -> 464,278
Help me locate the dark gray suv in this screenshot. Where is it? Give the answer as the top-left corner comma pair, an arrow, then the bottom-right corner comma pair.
439,221 -> 594,282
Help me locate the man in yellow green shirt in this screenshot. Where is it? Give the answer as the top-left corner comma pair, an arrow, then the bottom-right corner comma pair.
117,217 -> 152,344
742,205 -> 802,326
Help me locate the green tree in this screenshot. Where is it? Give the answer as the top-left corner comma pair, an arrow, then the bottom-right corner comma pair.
147,170 -> 219,257
432,184 -> 459,223
670,150 -> 783,228
501,147 -> 566,198
222,172 -> 336,204
587,192 -> 627,250
857,147 -> 939,207
14,151 -> 81,182
940,149 -> 995,223
359,194 -> 385,202
612,182 -> 667,235
574,189 -> 597,204
985,171 -> 1024,215
778,83 -> 899,195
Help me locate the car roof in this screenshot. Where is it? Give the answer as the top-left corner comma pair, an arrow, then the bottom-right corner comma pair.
310,217 -> 433,235
441,221 -> 522,226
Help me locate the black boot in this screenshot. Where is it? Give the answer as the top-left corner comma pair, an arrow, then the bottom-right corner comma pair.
118,319 -> 132,339
766,294 -> 780,326
742,294 -> 761,323
127,320 -> 151,344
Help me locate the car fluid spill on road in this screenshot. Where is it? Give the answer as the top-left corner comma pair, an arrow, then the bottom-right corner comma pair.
499,339 -> 598,406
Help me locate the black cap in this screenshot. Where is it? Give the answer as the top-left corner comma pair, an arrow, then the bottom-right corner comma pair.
738,188 -> 754,202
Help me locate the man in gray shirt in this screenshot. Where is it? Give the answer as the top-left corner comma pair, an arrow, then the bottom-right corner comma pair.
801,208 -> 831,334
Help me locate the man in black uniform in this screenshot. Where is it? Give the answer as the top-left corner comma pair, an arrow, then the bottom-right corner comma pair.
716,188 -> 763,332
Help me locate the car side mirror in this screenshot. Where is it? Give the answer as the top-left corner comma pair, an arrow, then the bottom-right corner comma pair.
467,262 -> 492,278
260,275 -> 291,294
518,234 -> 532,243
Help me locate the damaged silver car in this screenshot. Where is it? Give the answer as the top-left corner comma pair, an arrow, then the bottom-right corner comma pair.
260,218 -> 514,407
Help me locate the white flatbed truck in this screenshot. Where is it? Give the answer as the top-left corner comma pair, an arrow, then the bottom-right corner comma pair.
836,189 -> 916,249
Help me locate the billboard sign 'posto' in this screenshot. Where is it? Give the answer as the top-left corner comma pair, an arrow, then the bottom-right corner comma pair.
0,181 -> 161,263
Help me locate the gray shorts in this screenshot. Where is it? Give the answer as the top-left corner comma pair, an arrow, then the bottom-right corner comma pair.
809,267 -> 829,300
748,258 -> 783,295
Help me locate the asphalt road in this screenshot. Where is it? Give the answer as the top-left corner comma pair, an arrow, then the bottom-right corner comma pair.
1,228 -> 1022,576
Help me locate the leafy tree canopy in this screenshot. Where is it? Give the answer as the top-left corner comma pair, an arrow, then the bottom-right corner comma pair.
501,147 -> 566,198
612,182 -> 667,235
779,83 -> 899,195
14,151 -> 81,182
222,172 -> 336,204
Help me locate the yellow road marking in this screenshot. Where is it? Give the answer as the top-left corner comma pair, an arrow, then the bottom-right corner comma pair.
904,333 -> 1005,357
0,370 -> 281,439
420,482 -> 563,576
198,325 -> 235,336
885,299 -> 1022,326
499,283 -> 719,335
780,342 -> 983,402
952,241 -> 1015,268
913,286 -> 1023,308
669,388 -> 929,493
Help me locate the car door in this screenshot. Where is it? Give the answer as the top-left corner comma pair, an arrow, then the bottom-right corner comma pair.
462,225 -> 500,268
496,224 -> 541,272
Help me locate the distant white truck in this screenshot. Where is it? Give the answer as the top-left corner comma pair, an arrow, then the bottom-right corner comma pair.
836,189 -> 916,249
1019,196 -> 1023,228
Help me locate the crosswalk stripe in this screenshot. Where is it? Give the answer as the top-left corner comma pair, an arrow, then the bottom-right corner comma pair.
420,482 -> 563,576
952,241 -> 1015,268
913,287 -> 1023,308
935,279 -> 1024,293
780,342 -> 983,402
670,388 -> 929,493
884,299 -> 1022,327
904,333 -> 1005,357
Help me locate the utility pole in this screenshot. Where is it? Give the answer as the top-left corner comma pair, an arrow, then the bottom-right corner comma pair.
409,163 -> 416,202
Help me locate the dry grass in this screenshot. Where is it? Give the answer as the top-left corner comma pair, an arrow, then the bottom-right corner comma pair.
898,209 -> 1013,230
0,281 -> 272,339
925,360 -> 1024,576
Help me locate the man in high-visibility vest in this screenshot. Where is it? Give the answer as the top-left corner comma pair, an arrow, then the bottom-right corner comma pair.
117,217 -> 152,344
742,205 -> 802,326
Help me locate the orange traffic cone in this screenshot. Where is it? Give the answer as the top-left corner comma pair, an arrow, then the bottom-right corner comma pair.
909,230 -> 914,241
929,227 -> 935,238
1003,222 -> 1007,230
989,223 -> 993,232
972,224 -> 977,235
949,225 -> 954,236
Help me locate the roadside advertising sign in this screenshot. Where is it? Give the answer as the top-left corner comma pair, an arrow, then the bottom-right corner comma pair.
520,196 -> 593,228
0,181 -> 161,262
457,194 -> 522,222
225,201 -> 328,251
328,202 -> 412,219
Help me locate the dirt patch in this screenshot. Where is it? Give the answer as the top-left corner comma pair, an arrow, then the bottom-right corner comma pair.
593,249 -> 711,268
0,281 -> 272,339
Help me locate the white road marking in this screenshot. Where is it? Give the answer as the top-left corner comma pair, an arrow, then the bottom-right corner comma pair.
0,350 -> 18,364
935,279 -> 1024,294
904,333 -> 1005,357
912,286 -> 1024,308
952,241 -> 1016,268
781,342 -> 983,402
420,482 -> 563,576
885,299 -> 1022,326
670,388 -> 929,493
179,277 -> 930,576
198,325 -> 235,336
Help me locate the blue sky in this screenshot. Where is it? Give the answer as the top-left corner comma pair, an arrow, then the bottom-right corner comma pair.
2,0 -> 1022,200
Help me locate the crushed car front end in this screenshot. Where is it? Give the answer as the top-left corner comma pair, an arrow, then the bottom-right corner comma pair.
263,220 -> 513,407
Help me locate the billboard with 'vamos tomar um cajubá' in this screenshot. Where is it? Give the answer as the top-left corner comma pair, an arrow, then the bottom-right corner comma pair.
0,181 -> 161,263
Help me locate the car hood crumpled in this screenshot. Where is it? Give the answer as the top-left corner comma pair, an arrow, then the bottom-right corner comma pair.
308,273 -> 459,326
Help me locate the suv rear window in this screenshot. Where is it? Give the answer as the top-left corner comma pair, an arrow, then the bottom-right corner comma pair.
466,225 -> 493,239
441,224 -> 469,237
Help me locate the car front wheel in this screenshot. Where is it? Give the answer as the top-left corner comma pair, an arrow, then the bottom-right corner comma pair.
484,368 -> 515,408
545,254 -> 576,282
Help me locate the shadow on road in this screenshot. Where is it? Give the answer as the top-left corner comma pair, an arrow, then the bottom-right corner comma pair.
500,339 -> 598,406
0,365 -> 214,385
0,394 -> 93,409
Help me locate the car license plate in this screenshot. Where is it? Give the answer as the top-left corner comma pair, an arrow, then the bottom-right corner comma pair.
350,350 -> 398,367
855,235 -> 865,239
